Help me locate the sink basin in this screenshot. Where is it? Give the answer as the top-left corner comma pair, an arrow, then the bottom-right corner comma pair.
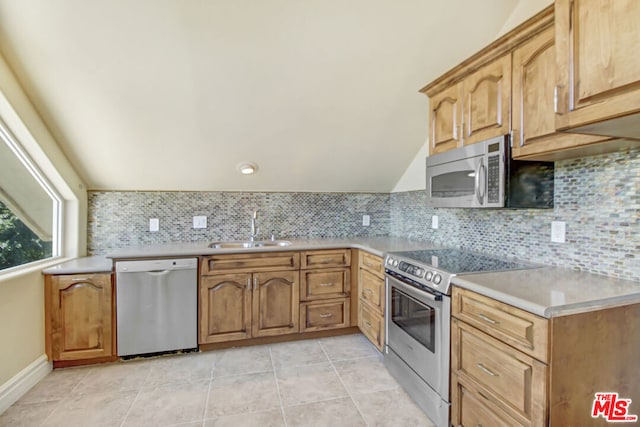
208,240 -> 292,249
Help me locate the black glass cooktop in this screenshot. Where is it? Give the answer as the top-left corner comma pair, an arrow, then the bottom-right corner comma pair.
392,248 -> 533,274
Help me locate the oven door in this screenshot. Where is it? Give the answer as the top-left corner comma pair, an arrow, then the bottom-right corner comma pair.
385,274 -> 450,399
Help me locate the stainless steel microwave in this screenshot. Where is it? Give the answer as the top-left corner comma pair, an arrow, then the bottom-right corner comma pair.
425,135 -> 554,209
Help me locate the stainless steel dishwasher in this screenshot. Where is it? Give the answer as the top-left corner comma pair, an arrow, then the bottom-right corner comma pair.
115,258 -> 198,356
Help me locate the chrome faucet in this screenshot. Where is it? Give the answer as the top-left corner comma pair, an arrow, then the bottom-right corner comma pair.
249,210 -> 260,241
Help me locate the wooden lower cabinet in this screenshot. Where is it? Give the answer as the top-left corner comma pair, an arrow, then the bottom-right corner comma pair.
199,273 -> 252,343
252,271 -> 299,337
358,299 -> 384,351
199,270 -> 299,344
453,374 -> 525,427
452,286 -> 640,427
451,317 -> 547,426
357,251 -> 385,351
44,273 -> 115,364
300,298 -> 350,332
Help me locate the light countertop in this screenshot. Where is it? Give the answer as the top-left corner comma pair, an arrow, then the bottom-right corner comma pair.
453,267 -> 640,318
42,256 -> 113,274
42,237 -> 640,318
103,236 -> 439,259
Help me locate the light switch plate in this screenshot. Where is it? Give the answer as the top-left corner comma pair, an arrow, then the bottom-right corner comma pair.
432,215 -> 439,229
193,216 -> 207,229
551,221 -> 566,243
362,215 -> 370,226
149,218 -> 159,232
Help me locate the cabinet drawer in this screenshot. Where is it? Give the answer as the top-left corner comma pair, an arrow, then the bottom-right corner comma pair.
300,249 -> 351,269
359,269 -> 384,313
300,268 -> 350,301
452,374 -> 525,427
359,251 -> 384,278
452,319 -> 547,425
452,287 -> 548,362
300,298 -> 350,332
201,252 -> 299,274
359,300 -> 384,351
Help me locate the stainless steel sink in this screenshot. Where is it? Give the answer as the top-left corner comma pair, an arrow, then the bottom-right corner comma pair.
208,240 -> 292,249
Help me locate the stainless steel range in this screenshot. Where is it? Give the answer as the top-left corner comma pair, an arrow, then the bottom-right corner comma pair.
383,248 -> 537,427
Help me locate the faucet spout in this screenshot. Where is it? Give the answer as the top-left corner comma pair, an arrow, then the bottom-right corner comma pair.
249,210 -> 260,241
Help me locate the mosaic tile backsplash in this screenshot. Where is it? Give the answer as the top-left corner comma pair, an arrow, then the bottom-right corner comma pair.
88,192 -> 390,253
390,148 -> 639,282
88,148 -> 639,282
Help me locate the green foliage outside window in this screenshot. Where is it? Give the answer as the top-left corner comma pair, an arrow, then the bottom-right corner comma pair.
0,200 -> 52,270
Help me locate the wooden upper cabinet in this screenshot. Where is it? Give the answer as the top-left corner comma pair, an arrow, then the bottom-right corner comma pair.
555,0 -> 640,138
429,82 -> 463,155
46,274 -> 114,361
511,26 -> 608,159
428,55 -> 511,155
462,54 -> 512,146
252,271 -> 300,337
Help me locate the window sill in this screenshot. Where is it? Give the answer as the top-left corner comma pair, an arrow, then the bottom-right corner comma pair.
0,256 -> 72,284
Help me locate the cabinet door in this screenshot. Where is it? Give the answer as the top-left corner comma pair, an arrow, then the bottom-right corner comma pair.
511,26 -> 607,160
252,271 -> 300,337
462,54 -> 511,146
429,82 -> 463,155
49,274 -> 113,361
359,268 -> 384,313
199,273 -> 252,344
555,0 -> 640,135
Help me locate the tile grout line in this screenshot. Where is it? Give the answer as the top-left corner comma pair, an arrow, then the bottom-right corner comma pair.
268,346 -> 289,427
118,389 -> 142,427
200,351 -> 218,426
318,339 -> 371,427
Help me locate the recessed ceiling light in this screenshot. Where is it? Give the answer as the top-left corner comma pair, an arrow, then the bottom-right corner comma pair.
237,162 -> 258,175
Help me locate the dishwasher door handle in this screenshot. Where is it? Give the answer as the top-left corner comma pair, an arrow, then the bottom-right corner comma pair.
146,270 -> 171,276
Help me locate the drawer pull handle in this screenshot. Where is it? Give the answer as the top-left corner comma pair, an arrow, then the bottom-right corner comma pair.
364,320 -> 372,329
477,313 -> 498,325
477,363 -> 498,377
71,277 -> 90,282
319,282 -> 334,287
364,288 -> 374,294
478,390 -> 491,401
319,313 -> 333,318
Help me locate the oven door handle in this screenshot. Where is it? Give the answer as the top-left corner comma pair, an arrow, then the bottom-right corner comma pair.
386,273 -> 442,302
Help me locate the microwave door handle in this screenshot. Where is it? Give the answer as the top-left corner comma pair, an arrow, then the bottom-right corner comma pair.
478,163 -> 486,200
474,161 -> 484,205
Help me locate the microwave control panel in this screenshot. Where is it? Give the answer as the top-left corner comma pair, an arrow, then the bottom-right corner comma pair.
487,155 -> 500,203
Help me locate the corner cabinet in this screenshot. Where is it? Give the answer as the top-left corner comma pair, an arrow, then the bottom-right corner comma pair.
199,252 -> 300,344
451,286 -> 640,426
554,0 -> 640,140
44,273 -> 116,366
357,251 -> 385,351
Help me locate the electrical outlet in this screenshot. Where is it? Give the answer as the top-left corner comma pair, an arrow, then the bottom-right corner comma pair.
193,216 -> 207,229
362,215 -> 370,226
149,218 -> 159,232
432,215 -> 439,229
551,221 -> 566,243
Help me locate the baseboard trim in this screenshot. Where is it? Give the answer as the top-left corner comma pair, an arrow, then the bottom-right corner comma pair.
0,355 -> 51,414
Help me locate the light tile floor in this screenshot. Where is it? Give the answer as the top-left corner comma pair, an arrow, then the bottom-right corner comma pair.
0,334 -> 435,427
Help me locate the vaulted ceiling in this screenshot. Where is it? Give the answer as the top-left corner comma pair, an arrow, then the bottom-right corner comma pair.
0,0 -> 525,192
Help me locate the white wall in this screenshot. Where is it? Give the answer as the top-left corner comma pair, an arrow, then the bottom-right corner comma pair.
0,52 -> 87,387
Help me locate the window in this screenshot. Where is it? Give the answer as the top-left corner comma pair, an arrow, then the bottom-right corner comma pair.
0,119 -> 61,270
